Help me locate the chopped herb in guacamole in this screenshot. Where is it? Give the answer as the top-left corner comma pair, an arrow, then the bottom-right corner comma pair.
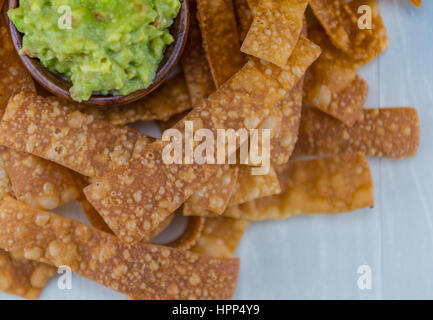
9,0 -> 181,102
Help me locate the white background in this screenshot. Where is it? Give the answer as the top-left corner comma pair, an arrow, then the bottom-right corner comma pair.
1,0 -> 432,300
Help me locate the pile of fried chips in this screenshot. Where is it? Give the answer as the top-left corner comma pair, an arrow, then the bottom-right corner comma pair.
0,0 -> 421,299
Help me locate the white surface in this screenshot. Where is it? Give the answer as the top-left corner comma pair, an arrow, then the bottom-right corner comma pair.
1,0 -> 432,300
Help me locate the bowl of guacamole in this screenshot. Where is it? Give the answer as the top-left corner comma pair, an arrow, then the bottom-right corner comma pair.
7,0 -> 187,105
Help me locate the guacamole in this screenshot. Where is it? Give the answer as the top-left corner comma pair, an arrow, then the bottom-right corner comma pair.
9,0 -> 181,102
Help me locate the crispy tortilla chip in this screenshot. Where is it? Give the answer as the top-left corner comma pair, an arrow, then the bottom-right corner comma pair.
181,0 -> 215,106
197,0 -> 245,87
157,110 -> 191,132
246,0 -> 258,11
309,0 -> 388,63
0,93 -> 140,178
191,217 -> 249,258
410,0 -> 421,7
0,154 -> 11,200
0,155 -> 55,300
294,107 -> 420,159
75,175 -> 113,234
184,165 -> 239,215
168,216 -> 205,250
107,73 -> 192,125
0,13 -> 35,114
234,0 -> 253,42
0,198 -> 240,300
241,0 -> 309,67
0,250 -> 56,300
263,78 -> 303,165
229,165 -> 280,206
249,37 -> 322,90
223,153 -> 374,220
84,38 -> 320,244
2,149 -> 80,210
84,63 -> 285,244
304,70 -> 368,126
149,213 -> 176,240
304,20 -> 367,126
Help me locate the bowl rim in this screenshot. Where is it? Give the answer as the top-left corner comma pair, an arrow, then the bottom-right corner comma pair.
6,0 -> 189,106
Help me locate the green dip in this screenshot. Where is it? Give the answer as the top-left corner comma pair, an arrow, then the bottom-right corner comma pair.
9,0 -> 181,102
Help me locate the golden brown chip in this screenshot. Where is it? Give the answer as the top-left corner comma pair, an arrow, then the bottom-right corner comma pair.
197,0 -> 245,87
304,70 -> 368,126
234,0 -> 253,42
191,217 -> 250,258
229,165 -> 280,206
0,198 -> 240,300
75,175 -> 113,234
181,0 -> 215,106
249,37 -> 322,90
107,73 -> 192,125
168,216 -> 205,250
149,213 -> 176,240
0,93 -> 140,178
246,0 -> 258,12
294,107 -> 420,159
0,153 -> 11,200
223,153 -> 374,220
2,149 -> 79,210
84,38 -> 320,244
309,0 -> 388,63
0,156 -> 55,300
410,0 -> 421,7
0,13 -> 35,114
184,165 -> 239,215
84,63 -> 286,244
241,0 -> 309,67
157,110 -> 191,132
0,250 -> 56,300
263,78 -> 303,165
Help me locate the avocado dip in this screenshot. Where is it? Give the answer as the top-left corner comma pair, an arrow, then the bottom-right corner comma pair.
9,0 -> 181,102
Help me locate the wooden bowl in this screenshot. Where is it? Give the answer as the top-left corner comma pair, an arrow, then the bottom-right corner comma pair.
6,0 -> 189,106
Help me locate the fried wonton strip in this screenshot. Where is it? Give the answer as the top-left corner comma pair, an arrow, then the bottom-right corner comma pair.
181,0 -> 215,106
241,0 -> 309,67
75,175 -> 114,234
410,0 -> 421,7
149,213 -> 176,240
0,250 -> 56,300
0,93 -> 140,178
184,165 -> 239,215
0,13 -> 36,114
0,155 -> 11,200
190,217 -> 249,259
223,153 -> 374,220
265,78 -> 303,165
84,40 -> 320,244
294,108 -> 420,159
197,0 -> 245,87
84,63 -> 283,244
168,216 -> 205,250
0,157 -> 55,300
304,70 -> 368,126
246,0 -> 258,12
2,150 -> 79,210
228,166 -> 280,206
309,0 -> 388,63
107,73 -> 192,125
157,110 -> 191,132
0,198 -> 240,300
249,37 -> 322,90
234,0 -> 253,42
